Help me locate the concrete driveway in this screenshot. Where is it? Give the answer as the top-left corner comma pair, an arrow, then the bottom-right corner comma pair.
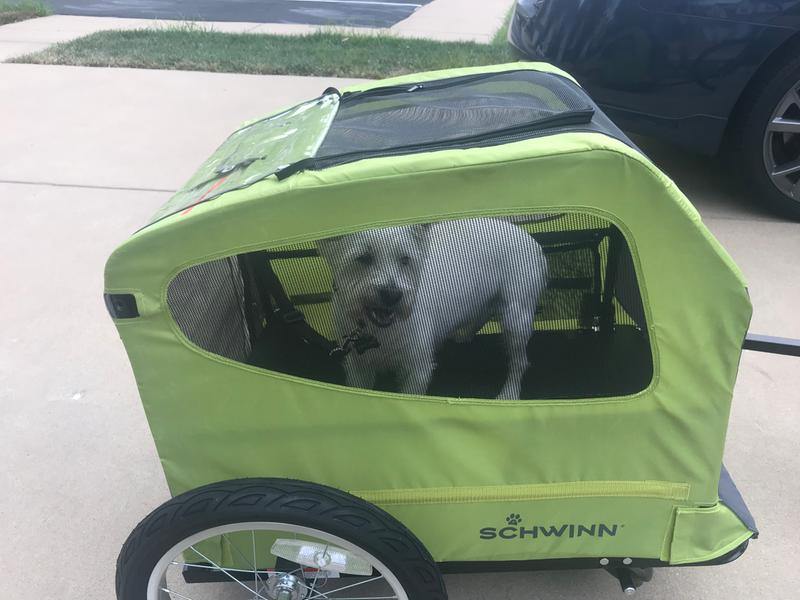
0,63 -> 798,600
47,0 -> 432,28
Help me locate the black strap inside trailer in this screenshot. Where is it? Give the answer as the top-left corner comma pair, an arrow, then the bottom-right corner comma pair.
241,250 -> 336,355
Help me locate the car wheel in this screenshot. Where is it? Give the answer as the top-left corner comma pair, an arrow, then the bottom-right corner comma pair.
733,54 -> 800,219
116,478 -> 447,600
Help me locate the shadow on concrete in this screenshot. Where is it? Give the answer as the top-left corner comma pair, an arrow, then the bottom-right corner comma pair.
632,134 -> 783,223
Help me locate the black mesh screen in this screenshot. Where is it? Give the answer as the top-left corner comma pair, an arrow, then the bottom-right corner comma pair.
167,214 -> 652,400
167,257 -> 252,362
320,71 -> 595,156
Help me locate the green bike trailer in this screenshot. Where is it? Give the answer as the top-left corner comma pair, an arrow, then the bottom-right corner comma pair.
106,63 -> 770,599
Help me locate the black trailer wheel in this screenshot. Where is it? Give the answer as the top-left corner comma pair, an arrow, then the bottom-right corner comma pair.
116,478 -> 447,600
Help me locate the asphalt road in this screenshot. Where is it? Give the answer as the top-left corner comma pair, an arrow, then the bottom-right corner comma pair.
47,0 -> 432,27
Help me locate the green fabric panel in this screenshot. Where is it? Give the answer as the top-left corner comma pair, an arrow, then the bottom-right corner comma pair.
380,497 -> 677,562
353,480 -> 690,505
105,62 -> 752,564
668,504 -> 754,565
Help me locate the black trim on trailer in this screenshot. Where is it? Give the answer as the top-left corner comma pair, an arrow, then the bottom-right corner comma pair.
743,333 -> 800,357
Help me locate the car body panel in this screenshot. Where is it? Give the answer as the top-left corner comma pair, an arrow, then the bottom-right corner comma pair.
509,0 -> 800,154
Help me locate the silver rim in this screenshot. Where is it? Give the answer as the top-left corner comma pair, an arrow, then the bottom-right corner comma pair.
763,78 -> 800,202
146,521 -> 409,600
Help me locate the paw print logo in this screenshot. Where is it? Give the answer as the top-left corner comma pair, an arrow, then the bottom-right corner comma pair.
506,513 -> 522,526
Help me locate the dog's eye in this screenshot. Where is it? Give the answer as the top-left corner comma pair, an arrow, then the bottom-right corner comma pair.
356,253 -> 373,266
399,255 -> 412,266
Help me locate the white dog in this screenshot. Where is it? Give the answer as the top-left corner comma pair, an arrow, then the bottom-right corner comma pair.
318,218 -> 548,399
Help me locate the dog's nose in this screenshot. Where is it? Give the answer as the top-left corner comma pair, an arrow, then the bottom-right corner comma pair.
379,286 -> 403,307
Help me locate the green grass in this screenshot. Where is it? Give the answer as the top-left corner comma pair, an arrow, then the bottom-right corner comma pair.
0,1 -> 50,25
492,5 -> 514,46
9,21 -> 518,78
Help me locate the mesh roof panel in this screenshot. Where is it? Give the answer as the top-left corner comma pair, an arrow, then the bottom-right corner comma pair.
319,70 -> 595,156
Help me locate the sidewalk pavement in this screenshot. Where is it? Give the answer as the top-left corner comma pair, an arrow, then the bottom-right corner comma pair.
391,0 -> 512,42
0,63 -> 798,600
0,0 -> 516,61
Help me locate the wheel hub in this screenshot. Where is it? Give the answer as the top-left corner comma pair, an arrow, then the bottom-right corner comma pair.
763,79 -> 800,201
265,573 -> 305,600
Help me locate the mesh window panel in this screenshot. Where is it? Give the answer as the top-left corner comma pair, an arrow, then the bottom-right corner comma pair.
167,214 -> 652,400
318,70 -> 628,157
613,241 -> 647,329
167,257 -> 251,362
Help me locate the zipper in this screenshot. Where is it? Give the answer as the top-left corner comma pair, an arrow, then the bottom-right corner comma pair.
275,107 -> 595,180
337,71 -> 505,104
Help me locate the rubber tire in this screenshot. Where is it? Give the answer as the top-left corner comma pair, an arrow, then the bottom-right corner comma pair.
116,478 -> 447,600
731,52 -> 800,219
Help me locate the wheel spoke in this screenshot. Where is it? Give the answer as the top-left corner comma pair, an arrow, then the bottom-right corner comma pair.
168,561 -> 306,583
188,545 -> 270,600
252,531 -> 258,593
307,546 -> 325,594
170,560 -> 274,576
772,158 -> 800,177
305,575 -> 386,600
770,116 -> 800,134
220,532 -> 268,592
159,588 -> 194,600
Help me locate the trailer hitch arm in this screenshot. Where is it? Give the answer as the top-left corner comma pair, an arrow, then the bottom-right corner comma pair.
743,333 -> 800,357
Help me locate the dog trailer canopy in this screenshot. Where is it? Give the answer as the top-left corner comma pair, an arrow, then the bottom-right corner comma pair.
105,63 -> 755,571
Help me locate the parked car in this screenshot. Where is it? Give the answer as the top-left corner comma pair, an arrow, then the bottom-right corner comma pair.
509,0 -> 800,218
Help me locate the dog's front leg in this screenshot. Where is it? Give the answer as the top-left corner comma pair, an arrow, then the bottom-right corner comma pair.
343,354 -> 377,390
497,303 -> 533,400
396,354 -> 436,396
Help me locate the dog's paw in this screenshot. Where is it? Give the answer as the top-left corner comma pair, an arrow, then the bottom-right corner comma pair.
506,513 -> 522,526
496,387 -> 520,400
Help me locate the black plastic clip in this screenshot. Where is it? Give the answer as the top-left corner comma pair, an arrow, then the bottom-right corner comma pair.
330,328 -> 381,358
104,293 -> 139,319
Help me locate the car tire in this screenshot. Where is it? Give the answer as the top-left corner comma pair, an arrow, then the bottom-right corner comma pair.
731,52 -> 800,219
115,478 -> 448,600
